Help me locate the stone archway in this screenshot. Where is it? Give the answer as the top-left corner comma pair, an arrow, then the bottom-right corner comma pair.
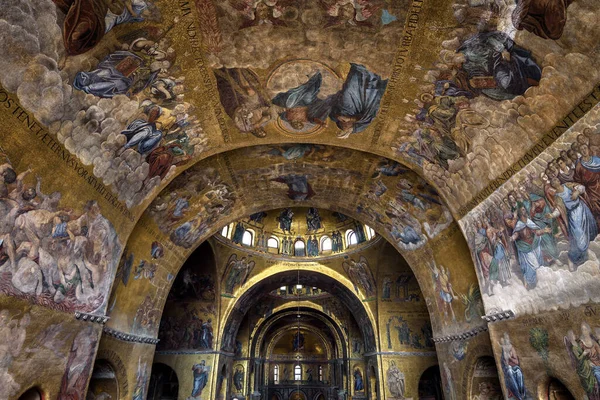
418,366 -> 443,400
87,359 -> 120,400
289,389 -> 307,400
17,388 -> 42,400
547,378 -> 575,400
147,363 -> 179,400
468,357 -> 501,400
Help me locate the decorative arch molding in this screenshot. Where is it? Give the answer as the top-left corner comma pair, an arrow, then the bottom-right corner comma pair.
219,270 -> 378,355
250,303 -> 349,347
289,389 -> 309,400
105,143 -> 463,336
105,144 -> 481,347
264,323 -> 335,361
94,348 -> 130,397
219,259 -> 376,328
254,308 -> 348,361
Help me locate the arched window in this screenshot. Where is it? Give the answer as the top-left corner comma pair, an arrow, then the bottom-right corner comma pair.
242,230 -> 254,246
221,225 -> 229,238
294,240 -> 306,257
318,365 -> 323,382
267,237 -> 279,249
346,229 -> 357,246
274,365 -> 279,384
294,365 -> 302,381
320,236 -> 332,252
365,225 -> 376,240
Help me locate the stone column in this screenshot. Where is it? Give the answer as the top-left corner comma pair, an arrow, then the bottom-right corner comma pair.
251,359 -> 261,399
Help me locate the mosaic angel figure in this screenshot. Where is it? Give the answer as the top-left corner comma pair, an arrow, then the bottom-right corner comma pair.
343,255 -> 376,298
223,254 -> 256,294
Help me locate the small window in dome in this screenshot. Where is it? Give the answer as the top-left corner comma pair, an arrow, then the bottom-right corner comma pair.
365,225 -> 376,240
267,237 -> 279,248
346,230 -> 357,246
242,230 -> 253,246
294,240 -> 306,256
321,236 -> 332,251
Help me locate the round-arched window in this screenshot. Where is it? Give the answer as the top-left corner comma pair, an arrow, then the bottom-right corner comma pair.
242,230 -> 254,246
221,225 -> 229,238
346,230 -> 357,246
320,236 -> 332,251
294,240 -> 306,257
267,237 -> 279,249
365,225 -> 376,240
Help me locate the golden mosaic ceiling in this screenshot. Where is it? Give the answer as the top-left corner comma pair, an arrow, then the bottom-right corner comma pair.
1,0 -> 596,220
2,0 -> 595,339
1,3 -> 598,399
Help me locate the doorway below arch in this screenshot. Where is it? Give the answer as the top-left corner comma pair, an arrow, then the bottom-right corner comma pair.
418,366 -> 443,400
147,363 -> 179,400
547,378 -> 575,400
18,388 -> 42,400
469,356 -> 502,399
87,359 -> 119,400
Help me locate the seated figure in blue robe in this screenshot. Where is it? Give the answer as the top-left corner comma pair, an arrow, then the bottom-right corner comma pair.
120,105 -> 163,155
73,50 -> 157,98
457,31 -> 542,101
272,72 -> 323,131
311,63 -> 388,138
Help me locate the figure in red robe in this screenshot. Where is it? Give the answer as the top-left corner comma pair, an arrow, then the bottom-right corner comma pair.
573,144 -> 600,228
512,0 -> 573,40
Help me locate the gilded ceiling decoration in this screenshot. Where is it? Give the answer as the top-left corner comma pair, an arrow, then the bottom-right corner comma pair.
2,0 -> 595,217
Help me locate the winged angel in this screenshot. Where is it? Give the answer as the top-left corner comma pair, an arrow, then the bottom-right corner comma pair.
342,256 -> 376,299
223,254 -> 256,295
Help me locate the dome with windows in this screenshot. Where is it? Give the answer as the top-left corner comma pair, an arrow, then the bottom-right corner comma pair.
218,207 -> 378,258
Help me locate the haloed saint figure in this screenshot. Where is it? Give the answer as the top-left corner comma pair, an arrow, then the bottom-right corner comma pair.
293,331 -> 305,352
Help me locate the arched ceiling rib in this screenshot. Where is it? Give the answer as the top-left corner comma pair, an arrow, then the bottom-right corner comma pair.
146,144 -> 453,254
257,309 -> 345,360
106,144 -> 484,340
